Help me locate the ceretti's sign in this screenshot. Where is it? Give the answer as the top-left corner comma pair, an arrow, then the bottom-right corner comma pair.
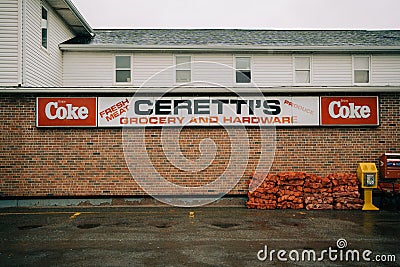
320,97 -> 379,126
37,98 -> 97,127
97,97 -> 320,127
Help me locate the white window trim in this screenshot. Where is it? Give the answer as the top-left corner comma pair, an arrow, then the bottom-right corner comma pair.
41,5 -> 48,50
114,55 -> 133,85
293,55 -> 312,85
174,55 -> 192,84
352,55 -> 371,85
234,55 -> 252,85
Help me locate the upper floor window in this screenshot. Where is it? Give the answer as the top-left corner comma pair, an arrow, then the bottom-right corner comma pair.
175,56 -> 191,83
294,56 -> 311,84
235,57 -> 251,83
41,6 -> 48,49
115,55 -> 132,83
353,56 -> 370,84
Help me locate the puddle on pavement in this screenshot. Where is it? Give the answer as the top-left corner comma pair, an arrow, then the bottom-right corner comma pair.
155,223 -> 172,229
18,225 -> 43,230
77,223 -> 101,229
211,222 -> 240,229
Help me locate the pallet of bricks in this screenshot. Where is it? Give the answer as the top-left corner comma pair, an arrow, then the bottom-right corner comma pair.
247,172 -> 363,210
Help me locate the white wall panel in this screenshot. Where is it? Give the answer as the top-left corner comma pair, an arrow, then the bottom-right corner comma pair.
0,0 -> 19,86
371,55 -> 400,85
252,55 -> 293,86
24,0 -> 74,87
312,55 -> 352,86
61,52 -> 400,89
132,53 -> 174,87
63,52 -> 113,86
192,54 -> 234,87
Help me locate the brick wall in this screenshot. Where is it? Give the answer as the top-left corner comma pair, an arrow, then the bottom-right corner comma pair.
0,93 -> 399,197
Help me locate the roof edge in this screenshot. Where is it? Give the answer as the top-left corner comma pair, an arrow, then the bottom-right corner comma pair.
1,86 -> 400,94
59,44 -> 400,53
63,0 -> 95,37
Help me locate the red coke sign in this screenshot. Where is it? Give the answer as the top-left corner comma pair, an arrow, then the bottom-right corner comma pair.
37,98 -> 97,127
320,97 -> 379,126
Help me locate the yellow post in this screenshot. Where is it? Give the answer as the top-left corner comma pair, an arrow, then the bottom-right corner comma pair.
362,188 -> 379,211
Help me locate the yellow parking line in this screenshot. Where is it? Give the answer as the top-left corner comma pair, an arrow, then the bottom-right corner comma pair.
69,212 -> 81,219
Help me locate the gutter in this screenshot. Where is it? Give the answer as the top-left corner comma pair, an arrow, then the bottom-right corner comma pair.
64,0 -> 95,37
1,86 -> 400,94
59,44 -> 400,53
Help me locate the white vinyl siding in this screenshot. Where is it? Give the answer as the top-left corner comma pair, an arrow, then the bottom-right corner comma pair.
61,52 -> 400,88
253,55 -> 293,86
24,0 -> 74,87
313,55 -> 352,86
0,0 -> 19,86
371,55 -> 400,85
192,54 -> 234,87
132,53 -> 174,87
63,52 -> 113,86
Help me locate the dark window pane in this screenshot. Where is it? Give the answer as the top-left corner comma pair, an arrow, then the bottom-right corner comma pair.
116,70 -> 131,83
236,70 -> 251,83
354,57 -> 369,69
42,7 -> 47,20
42,29 -> 47,48
354,70 -> 369,83
116,56 -> 131,68
236,57 -> 251,69
295,70 -> 310,83
176,70 -> 191,82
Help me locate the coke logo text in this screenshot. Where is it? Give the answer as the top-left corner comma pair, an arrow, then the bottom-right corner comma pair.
328,101 -> 371,119
45,102 -> 89,120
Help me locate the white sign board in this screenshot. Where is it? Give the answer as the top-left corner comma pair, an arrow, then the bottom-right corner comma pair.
97,96 -> 320,127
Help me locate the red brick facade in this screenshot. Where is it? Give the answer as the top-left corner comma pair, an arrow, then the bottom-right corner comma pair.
0,93 -> 399,197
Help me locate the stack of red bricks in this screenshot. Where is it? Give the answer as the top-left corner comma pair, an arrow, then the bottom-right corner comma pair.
330,173 -> 363,210
276,172 -> 305,209
246,173 -> 278,209
304,174 -> 333,210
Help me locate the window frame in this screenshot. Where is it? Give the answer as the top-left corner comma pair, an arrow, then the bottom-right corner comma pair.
175,55 -> 192,84
234,56 -> 252,84
114,55 -> 133,85
41,5 -> 48,49
353,55 -> 371,85
293,55 -> 312,85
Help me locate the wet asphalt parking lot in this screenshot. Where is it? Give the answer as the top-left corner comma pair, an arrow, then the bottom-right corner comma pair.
0,207 -> 399,266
